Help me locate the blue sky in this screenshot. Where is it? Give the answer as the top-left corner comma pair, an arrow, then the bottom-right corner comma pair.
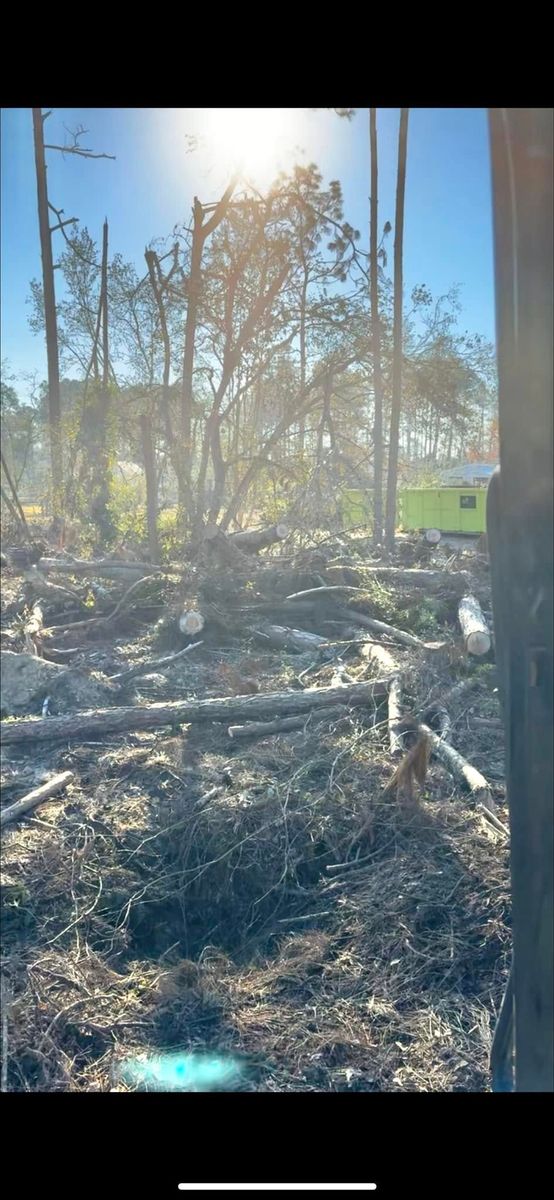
1,107 -> 496,398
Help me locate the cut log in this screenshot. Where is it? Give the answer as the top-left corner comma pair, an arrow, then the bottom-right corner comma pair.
458,594 -> 491,656
109,640 -> 203,685
361,643 -> 404,755
420,722 -> 495,809
425,528 -> 442,545
229,523 -> 289,552
0,677 -> 392,746
178,610 -> 206,636
253,624 -> 327,654
36,557 -> 161,581
335,606 -> 424,649
0,771 -> 74,827
388,676 -> 404,755
23,603 -> 44,656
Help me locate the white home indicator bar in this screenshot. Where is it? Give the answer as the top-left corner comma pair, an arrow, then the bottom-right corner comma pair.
178,1187 -> 377,1193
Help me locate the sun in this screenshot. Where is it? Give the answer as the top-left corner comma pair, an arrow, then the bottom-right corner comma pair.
197,108 -> 303,186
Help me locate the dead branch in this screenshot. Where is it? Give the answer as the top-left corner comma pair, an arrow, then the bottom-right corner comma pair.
36,557 -> 161,581
0,771 -> 74,827
109,640 -> 203,685
285,585 -> 367,602
44,575 -> 161,636
361,642 -> 404,755
420,722 -> 496,809
335,606 -> 424,648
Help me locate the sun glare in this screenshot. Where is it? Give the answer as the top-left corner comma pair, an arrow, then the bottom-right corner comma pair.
197,108 -> 303,186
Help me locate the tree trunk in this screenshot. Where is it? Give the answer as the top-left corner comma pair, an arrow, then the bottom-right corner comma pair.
90,219 -> 113,543
32,108 -> 64,518
370,108 -> 384,547
385,109 -> 409,549
140,415 -> 160,565
180,197 -> 203,508
145,249 -> 178,482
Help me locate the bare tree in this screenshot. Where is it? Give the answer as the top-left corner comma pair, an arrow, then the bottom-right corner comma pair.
32,109 -> 64,517
385,108 -> 409,549
179,181 -> 238,509
31,109 -> 114,519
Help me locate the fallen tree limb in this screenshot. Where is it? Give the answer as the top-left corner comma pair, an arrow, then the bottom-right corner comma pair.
109,640 -> 203,685
22,603 -> 43,656
336,606 -> 424,649
421,722 -> 496,809
0,771 -> 74,827
0,678 -> 391,745
361,643 -> 404,755
285,585 -> 367,602
388,676 -> 404,756
36,557 -> 161,581
44,575 -> 161,636
476,804 -> 509,838
458,593 -> 491,656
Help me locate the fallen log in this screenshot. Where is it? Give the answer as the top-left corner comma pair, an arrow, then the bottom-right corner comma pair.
458,593 -> 491,656
0,678 -> 391,746
36,557 -> 161,581
335,606 -> 424,649
420,722 -> 495,809
253,624 -> 327,654
22,603 -> 44,656
388,676 -> 404,756
0,770 -> 74,827
229,523 -> 289,552
361,643 -> 404,755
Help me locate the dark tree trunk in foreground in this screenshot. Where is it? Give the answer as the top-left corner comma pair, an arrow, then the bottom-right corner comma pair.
370,108 -> 384,547
385,108 -> 409,550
